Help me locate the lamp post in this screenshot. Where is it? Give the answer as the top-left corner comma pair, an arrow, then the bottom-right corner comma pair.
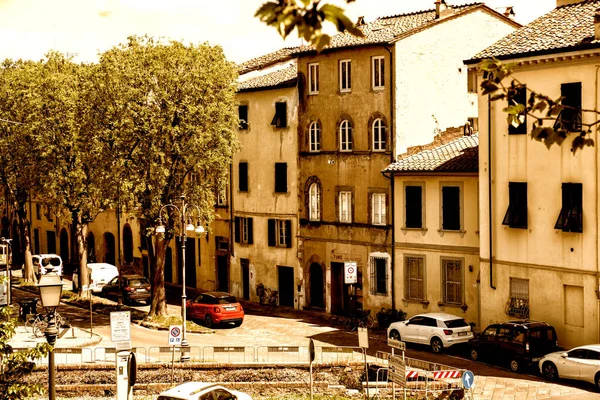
37,273 -> 63,400
155,195 -> 204,362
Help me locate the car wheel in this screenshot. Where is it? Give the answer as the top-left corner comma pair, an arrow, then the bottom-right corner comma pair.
205,315 -> 214,328
509,358 -> 520,373
542,362 -> 558,381
234,321 -> 242,327
595,373 -> 600,392
469,348 -> 479,361
431,337 -> 443,353
389,329 -> 401,341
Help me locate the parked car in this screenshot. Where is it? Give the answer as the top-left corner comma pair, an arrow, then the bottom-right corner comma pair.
101,274 -> 151,305
157,381 -> 252,400
387,312 -> 473,353
469,320 -> 558,372
186,291 -> 244,328
539,344 -> 600,389
30,254 -> 63,279
72,263 -> 119,293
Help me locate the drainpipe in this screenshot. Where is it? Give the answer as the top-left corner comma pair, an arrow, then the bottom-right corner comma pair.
229,162 -> 234,258
384,44 -> 396,310
488,94 -> 496,290
595,65 -> 600,342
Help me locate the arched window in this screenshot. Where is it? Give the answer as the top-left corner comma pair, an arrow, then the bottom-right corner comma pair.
309,183 -> 321,221
372,118 -> 386,151
309,122 -> 321,152
340,120 -> 352,152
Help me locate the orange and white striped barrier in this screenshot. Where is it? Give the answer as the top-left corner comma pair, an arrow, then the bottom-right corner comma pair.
432,370 -> 461,379
405,370 -> 419,379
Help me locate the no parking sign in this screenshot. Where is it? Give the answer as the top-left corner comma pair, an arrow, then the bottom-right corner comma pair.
168,326 -> 182,345
344,261 -> 357,284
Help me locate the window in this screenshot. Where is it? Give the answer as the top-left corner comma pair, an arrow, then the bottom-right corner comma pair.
308,63 -> 319,94
555,82 -> 582,132
238,105 -> 248,130
442,258 -> 463,305
339,191 -> 352,223
372,118 -> 386,151
268,219 -> 292,248
467,68 -> 477,93
274,163 -> 288,193
404,255 -> 424,301
309,121 -> 321,152
555,183 -> 583,232
370,256 -> 388,295
405,184 -> 423,229
270,101 -> 287,128
507,277 -> 529,318
46,206 -> 53,222
217,186 -> 227,207
502,182 -> 527,229
340,120 -> 352,151
234,217 -> 253,244
441,185 -> 461,231
339,59 -> 351,92
309,183 -> 321,221
36,204 -> 41,220
372,193 -> 386,225
508,85 -> 527,135
372,56 -> 385,89
238,162 -> 248,192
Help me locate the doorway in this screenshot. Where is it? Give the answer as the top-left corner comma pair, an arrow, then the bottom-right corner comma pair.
309,262 -> 324,309
278,265 -> 294,307
59,228 -> 69,261
103,232 -> 115,265
330,262 -> 350,315
241,259 -> 250,300
217,255 -> 229,292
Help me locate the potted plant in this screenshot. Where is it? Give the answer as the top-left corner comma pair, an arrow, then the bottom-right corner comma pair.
376,307 -> 407,329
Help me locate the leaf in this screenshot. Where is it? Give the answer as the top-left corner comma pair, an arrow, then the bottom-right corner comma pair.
490,93 -> 506,101
480,81 -> 499,95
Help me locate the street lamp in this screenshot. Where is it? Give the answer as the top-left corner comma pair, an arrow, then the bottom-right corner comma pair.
155,195 -> 204,362
37,273 -> 63,400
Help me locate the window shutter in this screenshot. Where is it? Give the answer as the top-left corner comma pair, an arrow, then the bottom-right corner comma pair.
267,219 -> 276,247
247,218 -> 253,244
234,217 -> 241,243
285,220 -> 292,248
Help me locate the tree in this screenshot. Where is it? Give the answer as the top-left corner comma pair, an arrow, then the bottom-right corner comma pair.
256,0 -> 362,51
479,58 -> 595,153
97,36 -> 239,318
0,293 -> 51,399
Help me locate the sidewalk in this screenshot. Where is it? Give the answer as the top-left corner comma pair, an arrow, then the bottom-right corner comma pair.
9,324 -> 102,349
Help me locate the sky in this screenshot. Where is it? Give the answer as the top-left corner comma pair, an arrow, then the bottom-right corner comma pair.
0,0 -> 557,64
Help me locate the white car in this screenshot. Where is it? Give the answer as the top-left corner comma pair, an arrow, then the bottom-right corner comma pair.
157,382 -> 252,400
539,344 -> 600,388
387,312 -> 473,353
72,263 -> 119,293
32,254 -> 63,278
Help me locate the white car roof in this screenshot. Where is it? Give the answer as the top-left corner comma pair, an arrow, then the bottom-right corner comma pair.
159,382 -> 219,397
572,344 -> 600,352
413,313 -> 465,321
87,263 -> 117,270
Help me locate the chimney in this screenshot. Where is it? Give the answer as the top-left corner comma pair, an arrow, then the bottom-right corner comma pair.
435,0 -> 450,19
503,6 -> 515,20
556,0 -> 588,6
595,9 -> 600,41
356,16 -> 365,26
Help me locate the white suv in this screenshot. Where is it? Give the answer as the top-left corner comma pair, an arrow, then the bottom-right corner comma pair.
387,312 -> 473,353
33,254 -> 63,278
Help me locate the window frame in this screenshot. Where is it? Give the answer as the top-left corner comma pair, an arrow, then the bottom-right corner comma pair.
404,182 -> 425,229
339,120 -> 352,152
309,121 -> 321,152
371,192 -> 387,226
404,254 -> 425,301
556,82 -> 582,132
238,104 -> 248,130
369,255 -> 389,296
268,219 -> 292,248
338,190 -> 352,223
309,183 -> 321,221
372,56 -> 385,89
234,216 -> 253,245
270,101 -> 287,128
339,59 -> 351,92
216,185 -> 228,207
238,162 -> 248,192
502,182 -> 527,229
440,183 -> 462,232
508,85 -> 527,135
274,162 -> 288,193
555,182 -> 583,233
308,62 -> 319,95
372,118 -> 386,151
507,277 -> 529,318
441,257 -> 463,306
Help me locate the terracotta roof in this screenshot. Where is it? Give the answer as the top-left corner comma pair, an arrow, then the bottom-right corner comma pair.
237,48 -> 296,75
384,134 -> 479,173
237,64 -> 297,91
469,0 -> 600,62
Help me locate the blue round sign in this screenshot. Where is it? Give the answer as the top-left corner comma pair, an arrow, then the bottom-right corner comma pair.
462,370 -> 475,389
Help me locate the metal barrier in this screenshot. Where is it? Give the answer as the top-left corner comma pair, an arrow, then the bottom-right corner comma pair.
203,346 -> 254,363
148,346 -> 202,363
256,346 -> 307,363
319,346 -> 363,363
94,346 -> 148,363
16,347 -> 94,365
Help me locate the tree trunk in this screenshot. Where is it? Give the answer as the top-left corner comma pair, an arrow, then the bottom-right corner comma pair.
148,235 -> 168,318
15,201 -> 35,282
72,211 -> 89,293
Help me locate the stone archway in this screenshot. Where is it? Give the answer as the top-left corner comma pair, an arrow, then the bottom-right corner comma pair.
309,262 -> 325,309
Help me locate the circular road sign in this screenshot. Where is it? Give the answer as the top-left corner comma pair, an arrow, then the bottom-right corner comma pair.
462,370 -> 475,389
170,327 -> 181,337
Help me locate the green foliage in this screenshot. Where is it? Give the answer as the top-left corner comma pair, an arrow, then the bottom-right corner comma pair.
256,0 -> 363,51
480,57 -> 596,154
0,304 -> 51,399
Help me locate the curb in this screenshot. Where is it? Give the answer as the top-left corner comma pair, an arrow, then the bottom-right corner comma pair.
137,320 -> 214,334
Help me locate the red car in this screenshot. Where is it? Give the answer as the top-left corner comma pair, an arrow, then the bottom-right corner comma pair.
186,292 -> 244,328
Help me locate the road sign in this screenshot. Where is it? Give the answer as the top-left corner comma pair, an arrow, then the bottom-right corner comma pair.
344,261 -> 357,284
389,354 -> 406,387
462,370 -> 475,389
110,311 -> 131,342
308,339 -> 315,362
388,338 -> 406,351
358,327 -> 369,348
168,326 -> 182,345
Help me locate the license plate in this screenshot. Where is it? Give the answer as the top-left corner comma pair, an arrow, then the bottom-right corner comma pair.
458,332 -> 468,336
224,306 -> 236,311
532,357 -> 541,362
136,288 -> 146,292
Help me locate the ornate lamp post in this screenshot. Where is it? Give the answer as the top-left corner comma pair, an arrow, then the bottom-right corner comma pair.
155,195 -> 204,362
37,273 -> 63,400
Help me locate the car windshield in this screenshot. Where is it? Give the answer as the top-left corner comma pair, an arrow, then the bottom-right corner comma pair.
128,279 -> 149,287
216,296 -> 237,304
43,257 -> 61,266
444,319 -> 468,328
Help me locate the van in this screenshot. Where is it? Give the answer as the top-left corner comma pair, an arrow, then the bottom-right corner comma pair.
72,263 -> 119,293
31,254 -> 63,279
469,320 -> 558,372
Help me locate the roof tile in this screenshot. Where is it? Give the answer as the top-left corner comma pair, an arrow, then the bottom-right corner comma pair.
237,64 -> 297,91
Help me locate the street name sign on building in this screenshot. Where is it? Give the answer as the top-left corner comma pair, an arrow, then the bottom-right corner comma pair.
168,326 -> 182,345
389,354 -> 406,387
344,261 -> 357,284
110,311 -> 131,350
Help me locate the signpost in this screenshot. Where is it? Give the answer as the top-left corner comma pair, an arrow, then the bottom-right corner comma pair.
168,326 -> 183,384
110,311 -> 132,400
83,284 -> 93,338
357,327 -> 369,400
462,370 -> 475,399
309,339 -> 315,400
387,338 -> 407,400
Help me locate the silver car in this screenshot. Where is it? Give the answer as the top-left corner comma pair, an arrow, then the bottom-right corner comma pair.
157,382 -> 252,400
387,312 -> 473,353
539,344 -> 600,389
